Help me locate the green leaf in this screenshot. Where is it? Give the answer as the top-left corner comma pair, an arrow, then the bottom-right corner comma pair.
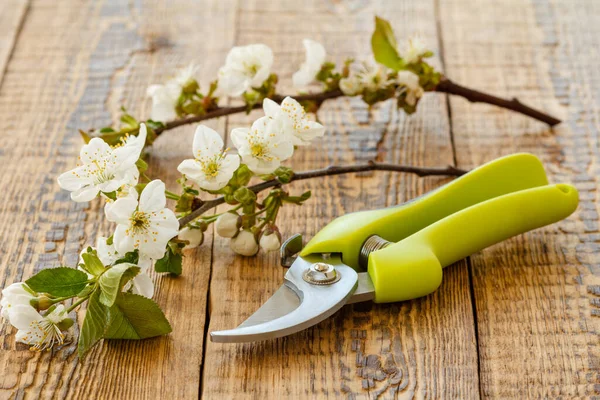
371,16 -> 402,70
104,293 -> 172,340
283,190 -> 312,205
26,267 -> 89,297
98,263 -> 140,307
114,250 -> 139,266
78,291 -> 109,359
154,246 -> 183,276
81,252 -> 106,276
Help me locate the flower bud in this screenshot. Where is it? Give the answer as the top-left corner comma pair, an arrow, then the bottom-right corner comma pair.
233,187 -> 257,205
182,79 -> 199,94
30,295 -> 54,311
216,212 -> 241,238
230,229 -> 259,256
179,227 -> 204,248
259,228 -> 282,252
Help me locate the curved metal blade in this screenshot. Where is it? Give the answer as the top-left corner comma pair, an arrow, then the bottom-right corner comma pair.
210,254 -> 358,343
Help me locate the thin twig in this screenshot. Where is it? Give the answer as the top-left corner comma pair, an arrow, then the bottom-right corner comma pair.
435,77 -> 561,126
155,90 -> 344,136
178,162 -> 467,228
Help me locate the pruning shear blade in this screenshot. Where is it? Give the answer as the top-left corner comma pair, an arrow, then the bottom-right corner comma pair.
210,254 -> 359,343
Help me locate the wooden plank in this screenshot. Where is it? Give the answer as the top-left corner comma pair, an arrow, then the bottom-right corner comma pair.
439,0 -> 600,397
202,1 -> 479,398
0,0 -> 29,87
0,0 -> 234,398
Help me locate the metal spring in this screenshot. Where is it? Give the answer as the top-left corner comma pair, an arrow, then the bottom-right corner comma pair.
359,235 -> 391,269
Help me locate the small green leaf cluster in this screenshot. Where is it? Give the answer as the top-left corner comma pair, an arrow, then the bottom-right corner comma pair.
23,249 -> 172,358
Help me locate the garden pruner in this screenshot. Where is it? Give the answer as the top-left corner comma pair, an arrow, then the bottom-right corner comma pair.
210,153 -> 579,343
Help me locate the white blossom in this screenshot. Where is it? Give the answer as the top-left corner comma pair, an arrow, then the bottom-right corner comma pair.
106,179 -> 179,260
263,97 -> 325,146
217,44 -> 274,97
339,62 -> 392,96
231,116 -> 294,174
57,124 -> 147,202
259,231 -> 281,252
172,63 -> 200,87
0,283 -> 36,322
146,63 -> 199,122
339,75 -> 363,96
146,84 -> 180,122
9,304 -> 69,351
179,227 -> 204,248
396,70 -> 424,106
402,35 -> 428,65
292,39 -> 326,89
215,212 -> 240,238
177,125 -> 240,191
230,230 -> 259,256
104,185 -> 139,220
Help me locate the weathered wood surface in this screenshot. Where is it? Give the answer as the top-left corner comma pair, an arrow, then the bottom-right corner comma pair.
439,0 -> 600,397
0,0 -> 596,399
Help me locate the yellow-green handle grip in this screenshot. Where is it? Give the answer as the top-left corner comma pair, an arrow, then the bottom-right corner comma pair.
369,183 -> 579,303
300,153 -> 549,269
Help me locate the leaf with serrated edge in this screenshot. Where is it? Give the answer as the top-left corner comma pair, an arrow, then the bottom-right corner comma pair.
154,247 -> 182,275
26,267 -> 89,297
78,291 -> 109,359
105,293 -> 172,339
98,263 -> 140,307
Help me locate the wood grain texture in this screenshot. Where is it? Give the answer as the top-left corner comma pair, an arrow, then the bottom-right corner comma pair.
0,0 -> 29,87
201,0 -> 479,398
439,0 -> 600,397
0,0 -> 233,398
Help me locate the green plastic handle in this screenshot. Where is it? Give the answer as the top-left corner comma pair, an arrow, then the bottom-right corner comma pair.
300,153 -> 550,269
369,183 -> 578,303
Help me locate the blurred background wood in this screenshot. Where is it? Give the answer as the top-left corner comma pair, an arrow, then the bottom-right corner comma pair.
0,0 -> 597,398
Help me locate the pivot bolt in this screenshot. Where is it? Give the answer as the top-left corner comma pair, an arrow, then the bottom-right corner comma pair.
303,262 -> 341,285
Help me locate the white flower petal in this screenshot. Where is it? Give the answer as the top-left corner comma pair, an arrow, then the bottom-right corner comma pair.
106,197 -> 138,224
293,39 -> 326,89
262,98 -> 280,118
57,166 -> 88,191
230,127 -> 250,151
9,304 -> 42,331
131,273 -> 154,298
71,186 -> 100,202
177,159 -> 203,179
113,224 -> 135,255
192,125 -> 224,157
79,138 -> 111,164
139,180 -> 166,213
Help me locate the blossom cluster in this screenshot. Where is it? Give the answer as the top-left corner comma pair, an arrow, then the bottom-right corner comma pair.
1,16 -> 438,356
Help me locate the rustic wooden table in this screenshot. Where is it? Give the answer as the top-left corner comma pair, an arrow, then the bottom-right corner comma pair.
0,0 -> 598,398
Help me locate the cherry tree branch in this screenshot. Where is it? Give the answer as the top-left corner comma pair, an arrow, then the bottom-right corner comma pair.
434,78 -> 561,126
177,162 -> 467,228
154,90 -> 344,136
154,78 -> 560,138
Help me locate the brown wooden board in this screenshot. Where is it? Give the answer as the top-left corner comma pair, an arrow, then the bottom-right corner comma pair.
0,0 -> 232,398
201,1 -> 479,398
439,0 -> 600,397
